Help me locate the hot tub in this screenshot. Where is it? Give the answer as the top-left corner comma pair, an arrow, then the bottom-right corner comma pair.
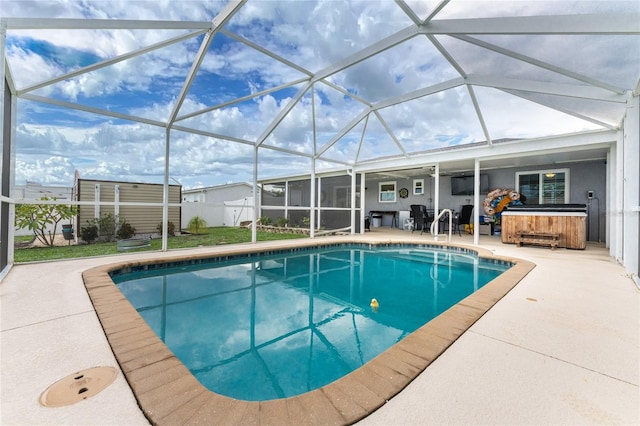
501,204 -> 587,249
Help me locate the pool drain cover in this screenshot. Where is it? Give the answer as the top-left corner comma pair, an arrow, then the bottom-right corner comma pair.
39,366 -> 118,407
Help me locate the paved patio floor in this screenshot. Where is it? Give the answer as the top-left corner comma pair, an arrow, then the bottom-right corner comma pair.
1,230 -> 638,425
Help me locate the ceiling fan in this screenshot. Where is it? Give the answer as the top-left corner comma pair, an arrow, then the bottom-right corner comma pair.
427,166 -> 452,177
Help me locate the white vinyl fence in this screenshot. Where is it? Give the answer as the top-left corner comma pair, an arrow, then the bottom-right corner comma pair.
181,197 -> 255,229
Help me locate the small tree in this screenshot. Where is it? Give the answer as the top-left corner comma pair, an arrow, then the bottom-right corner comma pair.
187,216 -> 207,234
15,197 -> 77,247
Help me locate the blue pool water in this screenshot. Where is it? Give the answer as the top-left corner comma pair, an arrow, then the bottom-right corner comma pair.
112,244 -> 511,401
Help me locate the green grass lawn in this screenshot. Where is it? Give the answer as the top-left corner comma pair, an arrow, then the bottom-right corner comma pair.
13,227 -> 306,263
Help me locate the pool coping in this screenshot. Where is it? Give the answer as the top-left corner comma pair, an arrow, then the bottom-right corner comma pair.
81,239 -> 535,425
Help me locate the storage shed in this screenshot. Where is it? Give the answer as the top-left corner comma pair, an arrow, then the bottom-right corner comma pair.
76,179 -> 181,235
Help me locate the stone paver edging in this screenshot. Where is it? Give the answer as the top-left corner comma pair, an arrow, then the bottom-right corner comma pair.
82,240 -> 534,425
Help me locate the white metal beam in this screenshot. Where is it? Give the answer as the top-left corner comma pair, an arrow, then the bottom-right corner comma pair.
161,129 -> 170,251
394,0 -> 422,26
316,107 -> 371,158
318,74 -> 458,162
310,88 -> 317,238
426,34 -> 467,77
0,19 -> 11,269
419,14 -> 640,35
170,125 -> 255,146
467,75 -> 627,103
167,0 -> 246,127
315,154 -> 353,167
20,93 -> 167,127
501,88 -> 620,130
373,110 -> 408,157
453,34 -> 625,94
318,79 -> 372,107
4,17 -> 211,30
318,78 -> 465,163
372,77 -> 466,111
355,114 -> 370,164
3,61 -> 15,95
253,142 -> 315,160
256,81 -> 313,146
6,73 -> 18,267
18,30 -> 207,95
311,25 -> 420,84
175,77 -> 309,122
423,0 -> 451,24
221,29 -> 313,78
473,159 -> 480,246
221,28 -> 373,108
173,123 -> 321,161
467,85 -> 492,146
252,146 -> 258,243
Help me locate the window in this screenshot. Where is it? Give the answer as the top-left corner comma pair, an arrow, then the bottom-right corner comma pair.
516,169 -> 569,204
413,178 -> 424,195
379,181 -> 396,203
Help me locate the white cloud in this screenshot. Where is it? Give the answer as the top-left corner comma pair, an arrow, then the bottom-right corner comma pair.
15,157 -> 77,186
6,46 -> 63,91
4,0 -> 638,188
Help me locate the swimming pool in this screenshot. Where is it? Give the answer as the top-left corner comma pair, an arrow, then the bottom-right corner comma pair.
82,239 -> 534,425
111,244 -> 511,401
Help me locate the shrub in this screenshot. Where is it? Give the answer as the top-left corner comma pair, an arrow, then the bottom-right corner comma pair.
156,221 -> 176,237
116,220 -> 136,240
187,216 -> 206,234
276,217 -> 288,227
258,216 -> 271,226
95,213 -> 117,241
80,224 -> 99,244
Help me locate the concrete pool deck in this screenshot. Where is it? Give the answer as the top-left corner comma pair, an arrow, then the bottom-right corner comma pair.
1,230 -> 639,425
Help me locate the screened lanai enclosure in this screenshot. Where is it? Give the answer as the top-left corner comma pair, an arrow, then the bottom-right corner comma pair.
1,1 -> 639,283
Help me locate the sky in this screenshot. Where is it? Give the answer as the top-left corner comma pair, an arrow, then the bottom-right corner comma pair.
2,0 -> 639,190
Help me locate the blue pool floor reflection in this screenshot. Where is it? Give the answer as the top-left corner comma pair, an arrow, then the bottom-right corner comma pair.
114,245 -> 509,401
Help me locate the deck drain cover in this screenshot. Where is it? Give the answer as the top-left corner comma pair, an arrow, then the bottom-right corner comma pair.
39,366 -> 118,407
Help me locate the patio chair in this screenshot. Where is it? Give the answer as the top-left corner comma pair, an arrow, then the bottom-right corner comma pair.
438,209 -> 462,236
410,204 -> 433,235
458,204 -> 474,235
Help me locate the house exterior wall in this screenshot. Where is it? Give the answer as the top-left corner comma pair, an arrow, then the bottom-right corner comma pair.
483,160 -> 606,242
182,183 -> 253,203
363,177 -> 434,228
13,183 -> 72,200
205,184 -> 253,202
77,179 -> 181,235
361,160 -> 607,241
